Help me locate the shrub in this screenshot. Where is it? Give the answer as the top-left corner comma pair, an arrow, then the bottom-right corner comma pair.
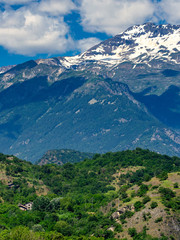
134,201 -> 143,211
142,196 -> 151,204
158,171 -> 168,180
115,224 -> 123,232
120,210 -> 134,223
159,187 -> 176,200
32,224 -> 45,232
123,197 -> 131,203
128,227 -> 137,237
155,217 -> 163,223
137,184 -> 149,197
151,202 -> 158,209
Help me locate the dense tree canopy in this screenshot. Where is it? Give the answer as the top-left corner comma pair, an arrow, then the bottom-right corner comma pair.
0,149 -> 179,239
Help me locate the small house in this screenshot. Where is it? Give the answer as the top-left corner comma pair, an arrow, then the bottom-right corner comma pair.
18,202 -> 33,211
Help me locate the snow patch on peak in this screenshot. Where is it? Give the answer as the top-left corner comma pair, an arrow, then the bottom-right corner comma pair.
124,24 -> 146,37
91,45 -> 105,54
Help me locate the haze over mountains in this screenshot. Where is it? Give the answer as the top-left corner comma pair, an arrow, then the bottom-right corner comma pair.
0,23 -> 179,162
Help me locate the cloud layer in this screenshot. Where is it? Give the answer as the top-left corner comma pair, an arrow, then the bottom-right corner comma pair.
38,0 -> 76,16
0,0 -> 179,56
0,0 -> 34,4
79,0 -> 155,35
159,0 -> 180,24
0,6 -> 74,55
77,37 -> 101,53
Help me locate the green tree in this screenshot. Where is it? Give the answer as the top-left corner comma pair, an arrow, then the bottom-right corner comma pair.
159,187 -> 175,200
151,202 -> 158,209
9,226 -> 40,240
142,196 -> 151,204
128,227 -> 137,237
32,196 -> 50,212
134,201 -> 143,211
54,221 -> 72,236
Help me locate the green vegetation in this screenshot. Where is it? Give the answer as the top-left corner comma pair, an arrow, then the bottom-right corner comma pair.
142,195 -> 151,204
134,201 -> 144,211
0,148 -> 179,239
150,202 -> 158,209
155,217 -> 163,223
174,182 -> 179,188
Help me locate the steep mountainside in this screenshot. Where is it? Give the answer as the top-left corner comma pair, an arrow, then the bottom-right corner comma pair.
0,23 -> 179,162
0,65 -> 15,74
37,149 -> 94,165
0,149 -> 179,239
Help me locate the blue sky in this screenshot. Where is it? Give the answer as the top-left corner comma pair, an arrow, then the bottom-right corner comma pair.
0,0 -> 179,67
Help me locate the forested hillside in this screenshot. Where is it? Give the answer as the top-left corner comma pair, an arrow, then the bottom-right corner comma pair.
0,149 -> 179,239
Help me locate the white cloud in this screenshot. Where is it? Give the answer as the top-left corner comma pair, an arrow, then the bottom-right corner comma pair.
0,0 -> 78,56
0,0 -> 34,4
38,0 -> 76,16
158,0 -> 180,24
79,0 -> 155,35
0,8 -> 74,56
77,37 -> 101,53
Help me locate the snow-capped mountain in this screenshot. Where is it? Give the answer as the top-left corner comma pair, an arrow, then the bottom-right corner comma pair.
0,23 -> 179,162
34,23 -> 180,95
1,23 -> 179,93
58,23 -> 180,68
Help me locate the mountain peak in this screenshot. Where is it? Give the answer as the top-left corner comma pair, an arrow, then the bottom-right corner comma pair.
124,22 -> 179,38
26,23 -> 179,70
61,23 -> 179,68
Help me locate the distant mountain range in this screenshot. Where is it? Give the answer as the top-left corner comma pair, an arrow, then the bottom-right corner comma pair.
0,23 -> 179,162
